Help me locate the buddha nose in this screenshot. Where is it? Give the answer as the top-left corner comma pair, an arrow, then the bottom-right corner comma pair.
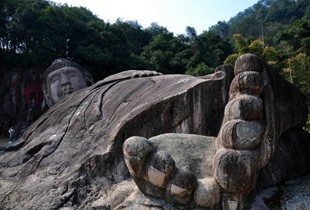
60,73 -> 70,86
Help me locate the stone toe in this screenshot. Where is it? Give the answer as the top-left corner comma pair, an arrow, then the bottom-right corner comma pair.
219,120 -> 263,150
147,151 -> 175,188
123,136 -> 153,178
213,149 -> 259,193
234,54 -> 264,74
166,168 -> 197,205
193,177 -> 221,208
224,95 -> 263,121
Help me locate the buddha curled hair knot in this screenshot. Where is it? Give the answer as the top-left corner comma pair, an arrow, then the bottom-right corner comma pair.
42,58 -> 86,79
42,58 -> 94,107
42,58 -> 94,86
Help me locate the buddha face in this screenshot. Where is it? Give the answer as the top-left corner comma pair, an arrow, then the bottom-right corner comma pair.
46,67 -> 87,105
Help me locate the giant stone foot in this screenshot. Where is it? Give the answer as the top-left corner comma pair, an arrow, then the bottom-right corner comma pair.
123,54 -> 308,209
123,136 -> 197,206
214,54 -> 265,204
214,54 -> 307,209
123,134 -> 223,208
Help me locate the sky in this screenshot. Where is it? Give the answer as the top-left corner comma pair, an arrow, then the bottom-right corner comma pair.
53,0 -> 259,35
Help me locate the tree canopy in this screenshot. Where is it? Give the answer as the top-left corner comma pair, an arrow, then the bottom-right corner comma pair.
0,0 -> 309,112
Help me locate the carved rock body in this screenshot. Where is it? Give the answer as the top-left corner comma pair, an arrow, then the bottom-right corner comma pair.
122,54 -> 309,209
215,54 -> 308,209
0,68 -> 231,209
0,55 -> 309,209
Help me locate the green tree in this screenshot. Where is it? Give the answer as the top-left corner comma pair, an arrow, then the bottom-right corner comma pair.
224,54 -> 239,67
185,62 -> 214,76
141,31 -> 190,74
185,26 -> 197,42
232,34 -> 248,54
186,30 -> 232,71
114,20 -> 150,55
224,34 -> 265,66
209,21 -> 230,37
248,39 -> 264,57
262,46 -> 279,65
275,19 -> 310,52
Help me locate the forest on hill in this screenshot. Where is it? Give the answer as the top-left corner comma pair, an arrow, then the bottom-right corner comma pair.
0,0 -> 309,128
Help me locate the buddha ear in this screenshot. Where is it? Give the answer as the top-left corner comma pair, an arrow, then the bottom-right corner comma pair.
42,82 -> 53,108
83,71 -> 94,87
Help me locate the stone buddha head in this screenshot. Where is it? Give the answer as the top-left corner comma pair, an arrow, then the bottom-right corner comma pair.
42,58 -> 94,107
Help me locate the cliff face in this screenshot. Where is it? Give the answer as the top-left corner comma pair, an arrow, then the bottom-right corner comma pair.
0,70 -> 47,138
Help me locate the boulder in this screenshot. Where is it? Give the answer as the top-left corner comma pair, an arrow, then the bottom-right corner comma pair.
0,68 -> 231,209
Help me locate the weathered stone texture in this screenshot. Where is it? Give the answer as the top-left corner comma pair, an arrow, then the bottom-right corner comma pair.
0,69 -> 230,209
0,55 -> 309,209
258,129 -> 310,190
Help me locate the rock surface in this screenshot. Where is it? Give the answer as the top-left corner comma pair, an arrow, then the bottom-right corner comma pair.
0,70 -> 46,137
212,54 -> 308,209
0,55 -> 309,209
122,54 -> 309,209
258,129 -> 310,190
282,175 -> 310,210
0,69 -> 231,209
149,133 -> 216,178
251,175 -> 310,210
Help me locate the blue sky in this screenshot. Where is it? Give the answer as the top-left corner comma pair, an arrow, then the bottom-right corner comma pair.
54,0 -> 259,35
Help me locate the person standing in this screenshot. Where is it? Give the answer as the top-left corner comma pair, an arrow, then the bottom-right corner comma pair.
8,127 -> 15,143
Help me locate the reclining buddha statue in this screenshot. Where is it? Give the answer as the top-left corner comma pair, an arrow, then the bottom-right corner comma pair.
0,54 -> 308,209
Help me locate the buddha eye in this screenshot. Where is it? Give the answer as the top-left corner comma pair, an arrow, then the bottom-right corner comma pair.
49,75 -> 60,83
69,73 -> 79,78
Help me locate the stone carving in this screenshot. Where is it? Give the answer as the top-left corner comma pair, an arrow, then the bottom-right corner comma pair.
0,54 -> 308,209
42,58 -> 94,107
42,59 -> 160,108
123,54 -> 308,209
0,59 -> 95,142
